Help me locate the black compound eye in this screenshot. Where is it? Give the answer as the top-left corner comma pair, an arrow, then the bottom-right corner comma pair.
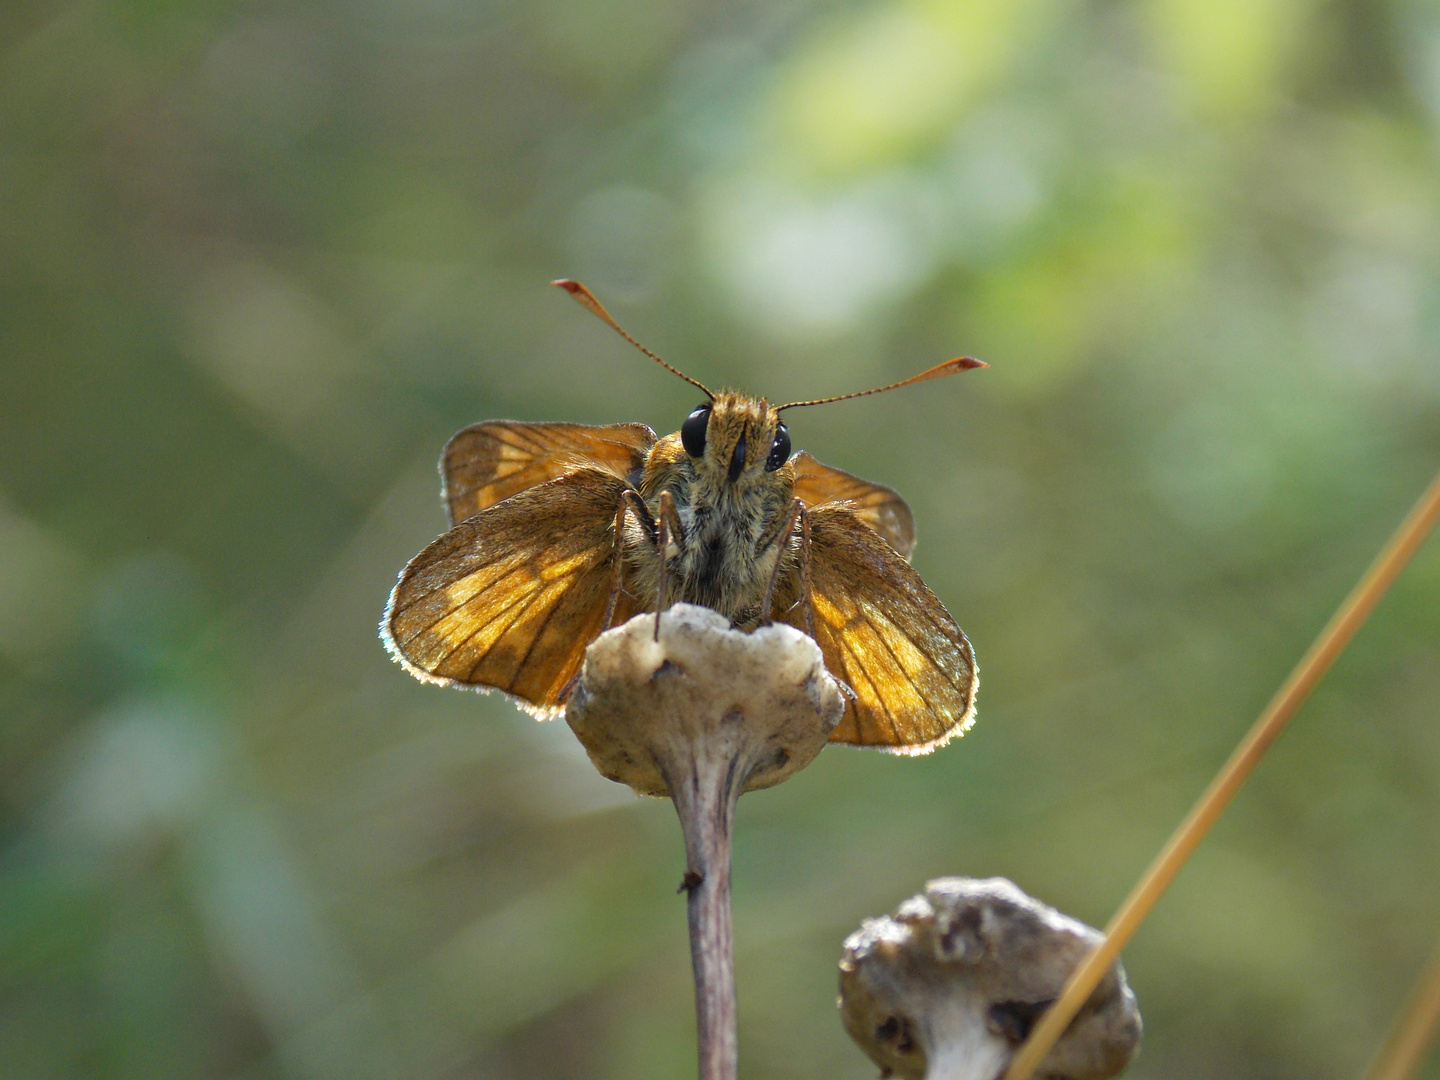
681,404 -> 710,458
765,423 -> 791,471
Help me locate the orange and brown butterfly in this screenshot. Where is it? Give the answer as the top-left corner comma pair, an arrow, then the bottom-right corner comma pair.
381,280 -> 984,754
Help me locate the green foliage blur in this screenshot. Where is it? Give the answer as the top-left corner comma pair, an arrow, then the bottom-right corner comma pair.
2,0 -> 1439,1076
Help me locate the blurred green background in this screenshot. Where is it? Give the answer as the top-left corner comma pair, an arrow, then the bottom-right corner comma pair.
3,0 -> 1440,1077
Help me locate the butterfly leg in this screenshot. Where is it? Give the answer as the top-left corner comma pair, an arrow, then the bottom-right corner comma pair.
561,489 -> 655,707
653,489 -> 684,641
788,513 -> 855,702
601,500 -> 630,631
619,488 -> 659,542
760,499 -> 811,634
607,489 -> 659,627
797,502 -> 814,639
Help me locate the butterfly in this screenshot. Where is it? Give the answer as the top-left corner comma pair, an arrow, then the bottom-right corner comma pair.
382,281 -> 983,754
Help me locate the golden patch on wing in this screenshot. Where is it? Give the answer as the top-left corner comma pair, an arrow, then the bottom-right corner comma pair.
442,420 -> 656,525
383,468 -> 635,717
782,505 -> 976,752
790,450 -> 916,558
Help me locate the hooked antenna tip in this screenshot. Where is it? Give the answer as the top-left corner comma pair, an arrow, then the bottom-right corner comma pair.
550,278 -> 716,399
553,278 -> 603,314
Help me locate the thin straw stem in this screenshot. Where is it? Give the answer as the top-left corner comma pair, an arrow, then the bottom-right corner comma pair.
1363,936 -> 1440,1080
1003,464 -> 1440,1080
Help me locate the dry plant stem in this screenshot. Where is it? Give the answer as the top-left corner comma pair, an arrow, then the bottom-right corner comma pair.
669,756 -> 741,1080
1363,937 -> 1440,1080
1004,463 -> 1440,1080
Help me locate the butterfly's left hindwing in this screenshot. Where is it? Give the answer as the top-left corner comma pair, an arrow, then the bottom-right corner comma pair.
782,505 -> 977,753
383,467 -> 632,717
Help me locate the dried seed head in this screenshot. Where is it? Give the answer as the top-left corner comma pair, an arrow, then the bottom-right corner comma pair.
564,604 -> 846,797
840,878 -> 1141,1080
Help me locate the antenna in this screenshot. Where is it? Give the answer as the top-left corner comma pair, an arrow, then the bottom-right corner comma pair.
775,356 -> 987,411
553,279 -> 714,400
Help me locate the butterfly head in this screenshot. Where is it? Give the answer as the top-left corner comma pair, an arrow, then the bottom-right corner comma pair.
680,392 -> 791,488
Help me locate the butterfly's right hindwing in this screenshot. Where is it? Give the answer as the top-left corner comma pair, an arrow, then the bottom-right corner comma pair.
383,467 -> 632,716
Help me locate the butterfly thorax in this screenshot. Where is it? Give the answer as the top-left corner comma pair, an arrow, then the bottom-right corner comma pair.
626,393 -> 797,626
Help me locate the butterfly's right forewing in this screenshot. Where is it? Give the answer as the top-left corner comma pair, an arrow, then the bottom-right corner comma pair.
442,420 -> 654,525
383,467 -> 634,717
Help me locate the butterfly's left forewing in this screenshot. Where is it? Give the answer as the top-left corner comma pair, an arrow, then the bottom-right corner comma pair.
383,467 -> 634,717
782,505 -> 977,753
791,450 -> 916,558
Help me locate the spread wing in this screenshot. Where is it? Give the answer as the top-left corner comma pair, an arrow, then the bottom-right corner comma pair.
790,450 -> 916,558
442,421 -> 656,525
782,505 -> 977,753
383,467 -> 635,717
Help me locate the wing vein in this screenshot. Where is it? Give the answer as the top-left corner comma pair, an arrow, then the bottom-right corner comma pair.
867,610 -> 936,712
397,562 -> 532,645
840,634 -> 901,744
511,555 -> 595,682
461,577 -> 548,679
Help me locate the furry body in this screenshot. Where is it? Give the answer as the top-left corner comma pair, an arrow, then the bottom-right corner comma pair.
625,393 -> 798,627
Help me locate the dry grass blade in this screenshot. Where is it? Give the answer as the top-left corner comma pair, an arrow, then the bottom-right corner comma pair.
1363,936 -> 1440,1080
1002,464 -> 1440,1080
